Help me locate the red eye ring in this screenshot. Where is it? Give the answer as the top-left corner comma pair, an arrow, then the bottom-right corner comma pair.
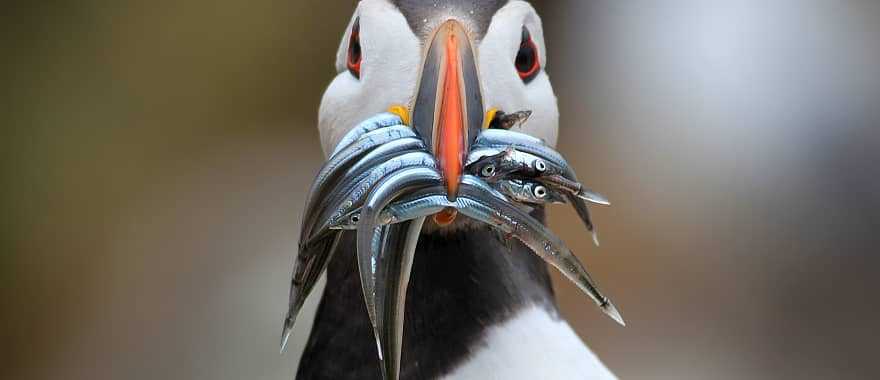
515,27 -> 540,83
347,18 -> 362,79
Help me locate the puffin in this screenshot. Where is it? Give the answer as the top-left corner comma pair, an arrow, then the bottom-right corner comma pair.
288,1 -> 619,379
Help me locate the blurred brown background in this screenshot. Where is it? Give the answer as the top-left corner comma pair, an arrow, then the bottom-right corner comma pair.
4,1 -> 880,379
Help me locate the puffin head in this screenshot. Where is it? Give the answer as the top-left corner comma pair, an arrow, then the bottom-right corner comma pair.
319,0 -> 558,199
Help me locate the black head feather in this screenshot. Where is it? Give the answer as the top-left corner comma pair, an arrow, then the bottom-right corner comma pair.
389,0 -> 509,40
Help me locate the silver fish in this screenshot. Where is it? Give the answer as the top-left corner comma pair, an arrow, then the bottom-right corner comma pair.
497,179 -> 566,205
345,137 -> 426,178
467,139 -> 606,243
331,190 -> 451,230
465,148 -> 527,183
489,110 -> 532,130
331,112 -> 407,157
455,176 -> 624,326
313,152 -> 436,240
467,146 -> 608,205
285,124 -> 422,351
540,174 -> 610,206
333,176 -> 508,231
281,231 -> 344,352
474,129 -> 569,174
373,216 -> 425,380
355,166 -> 442,339
302,125 -> 418,240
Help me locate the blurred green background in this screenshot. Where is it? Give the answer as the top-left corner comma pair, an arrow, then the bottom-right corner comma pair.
4,1 -> 880,379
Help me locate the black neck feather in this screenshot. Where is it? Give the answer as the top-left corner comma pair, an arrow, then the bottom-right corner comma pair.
297,211 -> 558,379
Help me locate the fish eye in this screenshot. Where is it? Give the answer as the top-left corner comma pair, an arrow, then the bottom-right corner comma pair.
481,164 -> 496,177
534,160 -> 547,173
350,213 -> 360,224
347,18 -> 362,79
533,185 -> 547,198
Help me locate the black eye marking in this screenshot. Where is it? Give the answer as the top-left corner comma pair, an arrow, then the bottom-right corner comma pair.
347,18 -> 362,79
515,26 -> 540,84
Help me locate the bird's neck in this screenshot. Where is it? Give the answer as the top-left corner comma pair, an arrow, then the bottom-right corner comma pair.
297,211 -> 559,379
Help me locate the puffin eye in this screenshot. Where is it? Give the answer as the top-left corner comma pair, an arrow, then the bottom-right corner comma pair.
515,27 -> 540,83
347,18 -> 362,79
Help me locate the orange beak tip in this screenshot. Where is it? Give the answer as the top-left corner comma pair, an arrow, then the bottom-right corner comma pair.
433,208 -> 458,226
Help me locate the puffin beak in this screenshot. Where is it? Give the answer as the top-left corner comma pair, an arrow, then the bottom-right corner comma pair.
411,20 -> 484,203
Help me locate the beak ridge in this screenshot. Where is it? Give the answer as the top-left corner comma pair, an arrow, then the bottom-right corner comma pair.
411,20 -> 484,201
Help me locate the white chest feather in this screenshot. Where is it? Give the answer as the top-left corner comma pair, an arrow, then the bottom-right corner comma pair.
443,306 -> 617,380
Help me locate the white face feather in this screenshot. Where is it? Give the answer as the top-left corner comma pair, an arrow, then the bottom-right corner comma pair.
318,0 -> 421,155
318,0 -> 559,156
478,1 -> 558,147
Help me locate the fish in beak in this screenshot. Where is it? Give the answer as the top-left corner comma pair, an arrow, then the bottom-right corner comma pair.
411,20 -> 484,203
288,12 -> 623,380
